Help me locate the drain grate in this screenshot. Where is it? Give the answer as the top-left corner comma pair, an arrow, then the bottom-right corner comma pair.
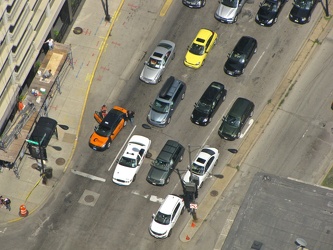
84,195 -> 95,203
56,158 -> 65,165
210,190 -> 219,197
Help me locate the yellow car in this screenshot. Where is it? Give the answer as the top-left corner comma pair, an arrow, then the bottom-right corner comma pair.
184,29 -> 218,69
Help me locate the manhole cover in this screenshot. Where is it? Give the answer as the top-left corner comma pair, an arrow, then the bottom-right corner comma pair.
210,190 -> 219,197
146,152 -> 152,158
56,158 -> 65,165
73,27 -> 83,34
84,195 -> 95,203
31,163 -> 39,169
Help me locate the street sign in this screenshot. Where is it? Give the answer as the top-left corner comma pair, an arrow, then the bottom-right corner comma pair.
26,139 -> 39,145
190,203 -> 198,209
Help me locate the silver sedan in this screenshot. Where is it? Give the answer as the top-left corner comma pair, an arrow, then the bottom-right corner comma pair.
140,40 -> 175,84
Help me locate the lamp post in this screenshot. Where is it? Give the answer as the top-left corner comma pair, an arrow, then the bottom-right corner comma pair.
105,0 -> 111,21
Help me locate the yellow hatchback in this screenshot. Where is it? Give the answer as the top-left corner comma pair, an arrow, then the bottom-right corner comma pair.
184,29 -> 218,69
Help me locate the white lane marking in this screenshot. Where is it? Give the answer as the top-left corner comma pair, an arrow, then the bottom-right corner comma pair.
0,228 -> 7,234
250,51 -> 265,75
71,169 -> 106,182
240,119 -> 254,138
31,216 -> 50,237
108,125 -> 137,171
131,190 -> 164,204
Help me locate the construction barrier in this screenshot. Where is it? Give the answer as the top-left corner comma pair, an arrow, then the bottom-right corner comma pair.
19,204 -> 29,217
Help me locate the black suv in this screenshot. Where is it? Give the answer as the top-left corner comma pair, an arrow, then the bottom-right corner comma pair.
224,36 -> 257,76
218,97 -> 254,140
191,82 -> 227,126
147,76 -> 186,127
146,140 -> 185,186
255,0 -> 288,27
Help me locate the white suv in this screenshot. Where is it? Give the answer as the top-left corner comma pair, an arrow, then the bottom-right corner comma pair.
149,195 -> 185,238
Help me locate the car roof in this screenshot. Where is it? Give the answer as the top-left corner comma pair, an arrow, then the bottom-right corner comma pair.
201,82 -> 224,102
159,76 -> 184,99
100,107 -> 125,128
194,147 -> 218,165
229,97 -> 253,117
195,29 -> 214,44
235,36 -> 257,54
122,135 -> 149,159
159,195 -> 182,215
157,140 -> 183,162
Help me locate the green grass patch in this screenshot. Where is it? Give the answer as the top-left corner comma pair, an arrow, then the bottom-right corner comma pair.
322,166 -> 333,188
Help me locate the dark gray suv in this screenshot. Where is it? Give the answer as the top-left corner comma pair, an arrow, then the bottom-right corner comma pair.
146,140 -> 185,186
218,97 -> 254,140
147,76 -> 186,127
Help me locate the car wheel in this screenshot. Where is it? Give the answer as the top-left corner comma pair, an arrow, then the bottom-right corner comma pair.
254,47 -> 257,54
274,17 -> 278,23
234,15 -> 238,23
179,155 -> 183,162
172,52 -> 175,60
214,38 -> 217,45
181,206 -> 185,215
208,117 -> 212,123
237,132 -> 241,138
168,229 -> 172,237
202,59 -> 205,66
308,16 -> 311,23
214,158 -> 218,166
106,141 -> 111,149
123,120 -> 127,127
241,68 -> 245,74
181,92 -> 185,100
250,110 -> 254,117
167,117 -> 171,124
202,0 -> 206,6
133,174 -> 136,182
166,177 -> 170,184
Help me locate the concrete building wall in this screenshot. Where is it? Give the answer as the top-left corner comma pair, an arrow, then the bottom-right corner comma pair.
0,0 -> 66,130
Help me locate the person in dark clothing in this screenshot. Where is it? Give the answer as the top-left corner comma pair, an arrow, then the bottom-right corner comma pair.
126,110 -> 135,125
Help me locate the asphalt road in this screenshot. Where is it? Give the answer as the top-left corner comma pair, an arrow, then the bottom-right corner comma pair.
0,0 -> 327,249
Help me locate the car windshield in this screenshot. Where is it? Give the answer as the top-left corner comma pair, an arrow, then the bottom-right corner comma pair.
152,99 -> 170,113
262,1 -> 278,12
147,58 -> 162,69
189,43 -> 205,55
294,0 -> 312,9
221,0 -> 238,8
225,115 -> 241,127
152,159 -> 169,171
192,162 -> 205,175
95,125 -> 112,137
118,157 -> 136,168
154,212 -> 171,225
229,51 -> 246,63
196,99 -> 212,114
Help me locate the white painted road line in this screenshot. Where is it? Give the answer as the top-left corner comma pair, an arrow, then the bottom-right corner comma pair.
71,169 -> 106,182
131,190 -> 165,204
108,125 -> 137,171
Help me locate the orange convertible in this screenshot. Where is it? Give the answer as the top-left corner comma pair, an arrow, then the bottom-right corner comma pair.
89,106 -> 127,151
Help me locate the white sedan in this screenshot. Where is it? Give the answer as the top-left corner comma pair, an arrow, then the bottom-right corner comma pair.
112,135 -> 151,185
183,147 -> 219,188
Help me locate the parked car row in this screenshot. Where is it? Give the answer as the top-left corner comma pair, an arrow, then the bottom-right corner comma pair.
183,0 -> 318,25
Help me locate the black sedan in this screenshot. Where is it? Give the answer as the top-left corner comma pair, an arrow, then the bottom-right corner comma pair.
183,0 -> 206,8
191,82 -> 227,126
255,0 -> 288,26
224,36 -> 257,76
289,0 -> 318,24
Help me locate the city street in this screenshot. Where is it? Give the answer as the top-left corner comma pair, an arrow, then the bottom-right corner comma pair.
0,0 -> 331,249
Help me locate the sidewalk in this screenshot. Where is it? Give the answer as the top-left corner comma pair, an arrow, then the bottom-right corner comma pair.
0,0 -> 124,224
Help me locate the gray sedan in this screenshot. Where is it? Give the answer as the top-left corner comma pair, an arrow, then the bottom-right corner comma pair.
140,40 -> 176,84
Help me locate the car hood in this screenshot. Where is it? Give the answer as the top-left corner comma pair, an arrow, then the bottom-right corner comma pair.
89,133 -> 108,147
224,59 -> 242,72
150,220 -> 168,235
215,4 -> 237,19
185,51 -> 203,65
113,164 -> 137,182
140,66 -> 160,82
148,109 -> 168,123
191,108 -> 209,123
147,167 -> 168,184
257,8 -> 275,21
290,6 -> 309,18
219,122 -> 238,137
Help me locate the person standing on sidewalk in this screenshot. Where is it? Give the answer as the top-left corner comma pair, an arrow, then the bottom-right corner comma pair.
4,198 -> 11,211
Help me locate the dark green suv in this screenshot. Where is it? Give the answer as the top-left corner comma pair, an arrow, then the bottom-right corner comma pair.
218,97 -> 254,140
146,140 -> 185,186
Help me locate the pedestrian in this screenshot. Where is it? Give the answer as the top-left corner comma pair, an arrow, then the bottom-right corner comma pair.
100,105 -> 107,118
4,198 -> 11,211
42,69 -> 52,80
45,38 -> 54,50
127,110 -> 135,125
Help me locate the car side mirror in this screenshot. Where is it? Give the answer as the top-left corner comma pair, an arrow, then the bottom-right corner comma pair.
144,61 -> 147,65
194,102 -> 197,107
152,214 -> 156,219
223,116 -> 226,121
259,2 -> 262,6
149,103 -> 152,108
227,53 -> 231,58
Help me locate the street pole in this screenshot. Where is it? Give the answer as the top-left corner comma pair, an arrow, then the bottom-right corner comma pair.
105,0 -> 111,21
188,144 -> 193,181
